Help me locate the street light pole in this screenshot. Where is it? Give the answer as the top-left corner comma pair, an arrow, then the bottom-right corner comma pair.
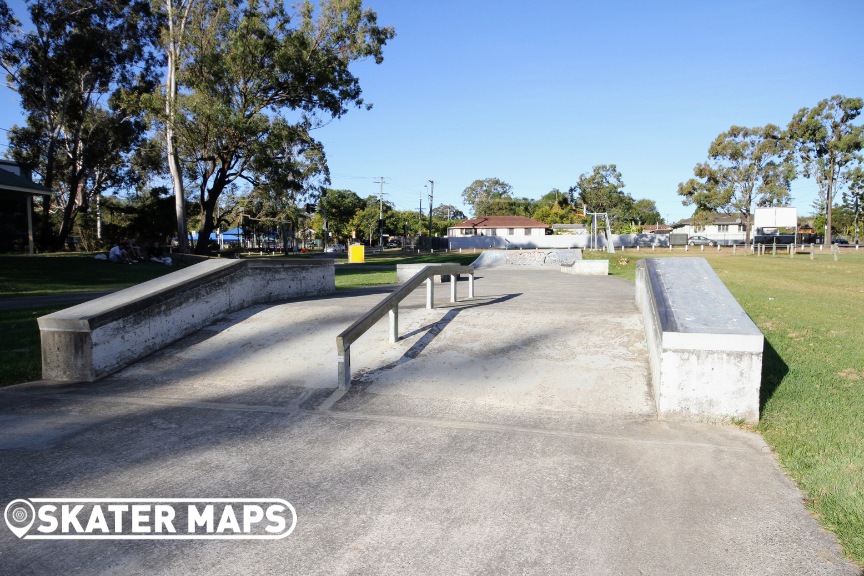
427,180 -> 434,249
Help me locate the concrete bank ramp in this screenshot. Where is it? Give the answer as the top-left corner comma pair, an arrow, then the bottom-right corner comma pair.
0,269 -> 857,575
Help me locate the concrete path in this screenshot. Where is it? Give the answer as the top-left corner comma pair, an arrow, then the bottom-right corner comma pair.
0,269 -> 858,575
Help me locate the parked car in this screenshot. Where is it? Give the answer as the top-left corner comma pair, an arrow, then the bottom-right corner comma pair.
832,238 -> 849,245
386,240 -> 401,248
687,235 -> 715,246
324,244 -> 346,253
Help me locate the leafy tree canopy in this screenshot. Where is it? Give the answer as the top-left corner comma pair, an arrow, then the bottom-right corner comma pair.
461,177 -> 513,216
786,95 -> 863,245
677,124 -> 793,245
160,0 -> 394,253
0,0 -> 160,248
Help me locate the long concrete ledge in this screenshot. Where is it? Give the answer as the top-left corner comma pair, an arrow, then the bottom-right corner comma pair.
560,260 -> 609,275
635,258 -> 763,423
38,259 -> 335,382
471,249 -> 582,268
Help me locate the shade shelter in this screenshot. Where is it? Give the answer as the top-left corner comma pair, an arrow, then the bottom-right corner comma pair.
0,164 -> 51,255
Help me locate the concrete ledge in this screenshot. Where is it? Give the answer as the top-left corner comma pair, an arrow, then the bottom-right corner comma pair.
38,259 -> 335,382
471,249 -> 583,268
635,258 -> 763,423
560,260 -> 609,275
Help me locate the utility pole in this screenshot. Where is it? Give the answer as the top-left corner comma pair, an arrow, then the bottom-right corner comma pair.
420,187 -> 425,230
427,180 -> 434,248
374,176 -> 386,249
854,194 -> 860,244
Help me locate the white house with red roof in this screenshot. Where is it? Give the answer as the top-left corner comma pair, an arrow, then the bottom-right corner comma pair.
447,216 -> 549,238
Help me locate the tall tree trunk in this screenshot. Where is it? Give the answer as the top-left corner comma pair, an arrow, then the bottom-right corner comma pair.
194,179 -> 225,255
825,159 -> 835,246
56,174 -> 85,249
165,45 -> 188,254
38,141 -> 59,250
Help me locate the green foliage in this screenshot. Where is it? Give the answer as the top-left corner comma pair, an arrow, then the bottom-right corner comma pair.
158,0 -> 394,254
461,178 -> 513,216
678,124 -> 793,244
568,164 -> 658,231
0,305 -> 64,386
633,198 -> 663,225
319,189 -> 364,245
531,203 -> 582,225
787,95 -> 864,245
0,0 -> 160,249
432,204 -> 466,221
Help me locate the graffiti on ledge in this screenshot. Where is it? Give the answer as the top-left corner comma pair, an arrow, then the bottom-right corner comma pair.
504,250 -> 577,266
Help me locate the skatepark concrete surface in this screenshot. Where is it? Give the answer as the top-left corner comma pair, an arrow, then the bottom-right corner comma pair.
0,269 -> 859,575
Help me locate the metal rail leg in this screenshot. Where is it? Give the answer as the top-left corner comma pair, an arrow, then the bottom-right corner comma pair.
426,277 -> 434,309
338,346 -> 351,389
389,306 -> 398,343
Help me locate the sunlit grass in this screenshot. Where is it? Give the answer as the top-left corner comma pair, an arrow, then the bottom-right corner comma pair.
587,247 -> 864,565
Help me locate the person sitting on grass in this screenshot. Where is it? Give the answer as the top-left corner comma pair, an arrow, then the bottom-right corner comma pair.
148,241 -> 172,265
126,239 -> 146,262
108,241 -> 135,264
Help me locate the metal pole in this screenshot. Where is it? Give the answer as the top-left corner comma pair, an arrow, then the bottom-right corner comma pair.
338,347 -> 351,389
426,277 -> 434,309
428,180 -> 434,250
450,275 -> 457,303
388,307 -> 398,343
26,195 -> 34,255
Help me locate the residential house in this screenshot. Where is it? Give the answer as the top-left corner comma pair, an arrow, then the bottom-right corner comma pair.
0,160 -> 51,254
672,214 -> 747,245
447,216 -> 549,238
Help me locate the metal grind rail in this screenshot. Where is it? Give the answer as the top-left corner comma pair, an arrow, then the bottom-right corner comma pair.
336,264 -> 475,388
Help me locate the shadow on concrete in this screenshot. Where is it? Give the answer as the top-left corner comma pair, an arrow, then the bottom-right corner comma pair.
759,337 -> 788,415
348,293 -> 523,388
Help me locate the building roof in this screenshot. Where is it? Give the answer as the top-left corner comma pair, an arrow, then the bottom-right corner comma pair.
451,216 -> 549,229
0,166 -> 51,196
672,214 -> 742,228
643,224 -> 673,232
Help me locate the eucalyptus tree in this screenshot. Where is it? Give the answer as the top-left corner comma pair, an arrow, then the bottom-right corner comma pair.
787,95 -> 864,245
461,178 -> 513,216
0,0 -> 160,249
159,0 -> 201,253
163,0 -> 393,254
569,165 -> 633,223
677,125 -> 793,246
845,165 -> 864,243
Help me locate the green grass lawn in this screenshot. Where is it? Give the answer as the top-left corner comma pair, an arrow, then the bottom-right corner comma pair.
588,247 -> 864,565
0,304 -> 65,386
2,248 -> 863,565
0,254 -> 177,297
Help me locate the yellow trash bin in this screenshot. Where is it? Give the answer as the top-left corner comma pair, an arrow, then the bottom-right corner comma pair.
348,244 -> 365,263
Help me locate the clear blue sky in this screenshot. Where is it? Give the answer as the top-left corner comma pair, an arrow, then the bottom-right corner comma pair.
2,0 -> 863,222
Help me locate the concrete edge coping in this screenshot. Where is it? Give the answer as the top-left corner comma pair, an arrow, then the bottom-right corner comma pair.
642,257 -> 763,353
635,257 -> 764,423
38,258 -> 333,332
559,259 -> 609,275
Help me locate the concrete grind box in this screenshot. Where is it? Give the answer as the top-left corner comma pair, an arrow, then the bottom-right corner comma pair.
39,259 -> 335,382
635,257 -> 763,423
